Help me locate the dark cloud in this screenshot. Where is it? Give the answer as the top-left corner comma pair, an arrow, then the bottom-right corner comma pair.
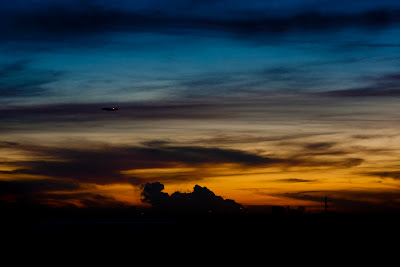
298,158 -> 364,168
363,171 -> 400,180
286,155 -> 364,168
320,87 -> 400,97
0,179 -> 107,207
140,182 -> 243,213
352,134 -> 385,140
275,191 -> 326,203
0,141 -> 19,147
192,132 -> 339,145
0,179 -> 81,195
220,10 -> 397,35
0,138 -> 369,208
142,140 -> 172,147
0,102 -> 229,128
278,140 -> 363,167
276,178 -> 319,183
0,138 -> 366,191
0,59 -> 30,73
1,140 -> 283,185
1,1 -> 400,42
44,192 -> 128,208
340,158 -> 364,168
153,145 -> 281,165
0,177 -> 128,208
304,142 -> 336,150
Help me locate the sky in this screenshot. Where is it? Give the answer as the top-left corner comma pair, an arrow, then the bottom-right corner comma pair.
1,0 -> 400,213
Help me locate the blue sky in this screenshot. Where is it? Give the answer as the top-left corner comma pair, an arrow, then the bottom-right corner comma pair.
2,0 -> 400,105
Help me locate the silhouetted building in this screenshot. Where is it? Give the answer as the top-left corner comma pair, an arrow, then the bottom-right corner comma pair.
325,195 -> 328,215
272,206 -> 286,216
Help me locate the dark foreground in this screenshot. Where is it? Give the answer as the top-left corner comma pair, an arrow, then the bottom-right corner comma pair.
2,205 -> 400,243
2,206 -> 398,261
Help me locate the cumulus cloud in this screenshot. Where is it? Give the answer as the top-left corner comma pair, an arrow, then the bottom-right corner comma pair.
140,182 -> 169,207
140,182 -> 243,213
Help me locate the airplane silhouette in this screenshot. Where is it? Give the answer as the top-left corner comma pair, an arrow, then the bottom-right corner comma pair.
102,106 -> 119,111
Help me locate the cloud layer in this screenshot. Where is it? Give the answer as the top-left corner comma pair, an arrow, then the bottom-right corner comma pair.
0,140 -> 283,185
2,1 -> 400,42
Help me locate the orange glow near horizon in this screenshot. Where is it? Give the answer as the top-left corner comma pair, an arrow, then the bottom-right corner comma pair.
2,114 -> 400,212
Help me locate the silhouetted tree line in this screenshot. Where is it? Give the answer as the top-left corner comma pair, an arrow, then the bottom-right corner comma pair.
140,182 -> 243,214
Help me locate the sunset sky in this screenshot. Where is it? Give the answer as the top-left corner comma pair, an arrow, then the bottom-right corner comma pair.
1,0 -> 400,213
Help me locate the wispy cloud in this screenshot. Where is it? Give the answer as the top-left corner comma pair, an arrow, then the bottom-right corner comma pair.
275,178 -> 319,183
0,60 -> 62,98
0,140 -> 283,185
0,102 -> 232,132
43,192 -> 128,208
0,178 -> 115,207
318,73 -> 400,97
0,138 -> 367,187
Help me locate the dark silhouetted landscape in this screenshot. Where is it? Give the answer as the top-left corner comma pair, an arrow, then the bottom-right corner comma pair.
2,182 -> 399,246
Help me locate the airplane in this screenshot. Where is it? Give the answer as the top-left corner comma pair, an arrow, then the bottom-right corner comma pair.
102,106 -> 119,111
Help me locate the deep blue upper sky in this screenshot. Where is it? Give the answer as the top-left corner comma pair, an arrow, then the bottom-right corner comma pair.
3,0 -> 400,14
1,0 -> 400,106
